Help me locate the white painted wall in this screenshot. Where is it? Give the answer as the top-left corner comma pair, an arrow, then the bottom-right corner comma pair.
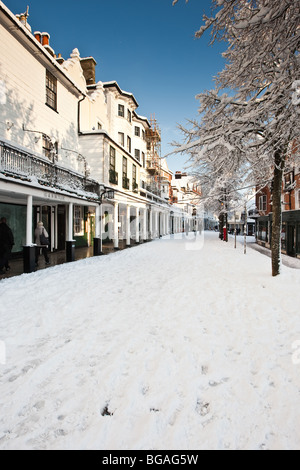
0,21 -> 83,174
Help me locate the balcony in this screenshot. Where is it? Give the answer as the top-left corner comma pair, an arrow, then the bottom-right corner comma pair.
123,176 -> 130,190
109,169 -> 118,185
133,181 -> 138,193
0,140 -> 100,199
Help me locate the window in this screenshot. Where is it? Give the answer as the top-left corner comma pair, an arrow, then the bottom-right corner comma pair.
135,126 -> 140,137
127,136 -> 131,154
123,157 -> 127,178
135,149 -> 140,162
46,70 -> 57,111
122,157 -> 129,189
259,195 -> 267,212
109,146 -> 118,185
98,122 -> 102,130
118,104 -> 125,117
118,132 -> 125,147
74,206 -> 84,236
298,190 -> 300,209
132,164 -> 138,191
142,130 -> 145,140
142,152 -> 145,167
42,135 -> 57,160
284,171 -> 294,190
127,109 -> 132,123
110,146 -> 116,170
132,164 -> 136,183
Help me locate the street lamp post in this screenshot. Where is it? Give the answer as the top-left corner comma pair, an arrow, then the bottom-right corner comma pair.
94,185 -> 115,256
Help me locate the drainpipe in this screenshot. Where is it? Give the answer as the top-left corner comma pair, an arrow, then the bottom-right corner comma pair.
78,94 -> 86,134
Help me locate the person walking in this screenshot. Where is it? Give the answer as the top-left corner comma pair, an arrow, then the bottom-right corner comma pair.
35,221 -> 50,266
0,217 -> 15,275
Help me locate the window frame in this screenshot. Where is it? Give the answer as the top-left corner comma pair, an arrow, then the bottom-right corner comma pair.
127,136 -> 132,154
118,104 -> 125,117
259,195 -> 267,212
74,205 -> 84,236
45,70 -> 57,111
135,149 -> 140,162
110,146 -> 116,171
118,132 -> 125,147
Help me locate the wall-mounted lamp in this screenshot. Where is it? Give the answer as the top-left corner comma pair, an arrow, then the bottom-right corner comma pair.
6,121 -> 14,131
99,184 -> 115,203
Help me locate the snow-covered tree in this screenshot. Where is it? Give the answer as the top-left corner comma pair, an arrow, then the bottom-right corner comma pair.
172,0 -> 300,276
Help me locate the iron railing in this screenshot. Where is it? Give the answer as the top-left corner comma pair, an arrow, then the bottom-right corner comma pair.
0,140 -> 100,198
109,169 -> 118,185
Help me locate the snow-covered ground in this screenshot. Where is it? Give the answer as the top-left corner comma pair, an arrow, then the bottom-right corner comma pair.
0,231 -> 300,450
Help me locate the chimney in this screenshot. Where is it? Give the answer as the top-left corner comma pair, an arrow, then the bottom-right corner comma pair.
56,53 -> 65,65
34,31 -> 42,43
41,32 -> 50,46
80,57 -> 97,86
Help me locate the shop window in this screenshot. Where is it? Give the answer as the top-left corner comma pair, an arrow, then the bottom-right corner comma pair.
74,206 -> 84,236
281,222 -> 287,251
258,221 -> 268,241
297,224 -> 300,255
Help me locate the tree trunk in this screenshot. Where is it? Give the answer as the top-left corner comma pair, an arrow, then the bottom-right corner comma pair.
271,151 -> 285,277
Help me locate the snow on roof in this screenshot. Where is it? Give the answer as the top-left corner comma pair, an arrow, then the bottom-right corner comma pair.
0,1 -> 86,96
103,81 -> 139,108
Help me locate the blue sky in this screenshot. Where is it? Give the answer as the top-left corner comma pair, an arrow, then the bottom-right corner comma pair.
5,0 -> 226,173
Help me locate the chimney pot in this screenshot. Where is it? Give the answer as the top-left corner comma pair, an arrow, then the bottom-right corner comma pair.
41,33 -> 50,46
34,31 -> 42,43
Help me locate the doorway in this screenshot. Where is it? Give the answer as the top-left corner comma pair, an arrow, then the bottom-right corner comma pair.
287,224 -> 296,257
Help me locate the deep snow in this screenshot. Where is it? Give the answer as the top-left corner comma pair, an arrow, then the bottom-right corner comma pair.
0,232 -> 300,450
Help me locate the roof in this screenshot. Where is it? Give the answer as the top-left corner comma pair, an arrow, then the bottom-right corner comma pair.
0,1 -> 86,97
103,81 -> 139,108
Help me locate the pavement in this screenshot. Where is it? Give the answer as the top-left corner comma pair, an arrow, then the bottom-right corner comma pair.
0,240 -> 134,280
247,241 -> 300,269
1,236 -> 299,281
230,234 -> 300,269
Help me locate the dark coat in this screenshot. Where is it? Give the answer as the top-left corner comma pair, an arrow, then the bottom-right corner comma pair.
0,223 -> 14,255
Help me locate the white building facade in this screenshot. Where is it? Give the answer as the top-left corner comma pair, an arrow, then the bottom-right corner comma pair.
0,1 -> 199,272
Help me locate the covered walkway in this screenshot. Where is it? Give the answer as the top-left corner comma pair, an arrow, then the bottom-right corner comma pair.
0,240 -> 132,280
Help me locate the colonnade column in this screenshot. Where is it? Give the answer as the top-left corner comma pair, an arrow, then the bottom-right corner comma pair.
94,204 -> 102,256
23,194 -> 35,273
149,207 -> 153,240
126,204 -> 131,246
135,207 -> 140,243
114,202 -> 119,249
155,211 -> 158,238
26,195 -> 33,246
143,208 -> 147,242
66,202 -> 75,262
